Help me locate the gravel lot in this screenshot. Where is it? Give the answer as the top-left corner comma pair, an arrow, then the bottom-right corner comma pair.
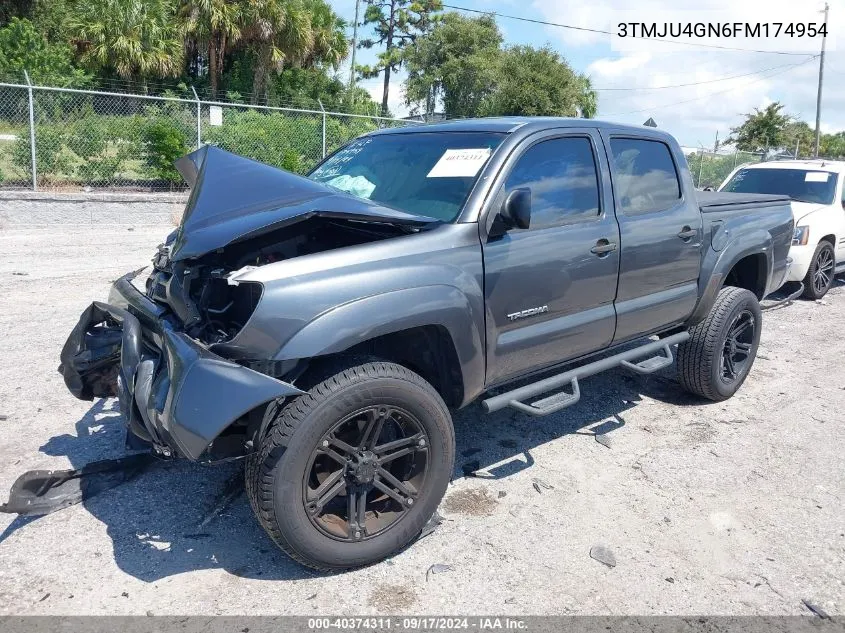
0,225 -> 843,616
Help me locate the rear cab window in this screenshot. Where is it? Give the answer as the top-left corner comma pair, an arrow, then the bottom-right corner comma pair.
608,138 -> 682,214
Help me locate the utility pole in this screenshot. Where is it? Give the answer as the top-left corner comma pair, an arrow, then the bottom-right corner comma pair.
814,2 -> 829,157
349,0 -> 361,88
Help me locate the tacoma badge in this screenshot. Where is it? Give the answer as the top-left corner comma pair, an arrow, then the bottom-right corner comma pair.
507,305 -> 549,321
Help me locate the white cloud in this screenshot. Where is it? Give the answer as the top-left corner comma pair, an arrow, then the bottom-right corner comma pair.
587,53 -> 652,78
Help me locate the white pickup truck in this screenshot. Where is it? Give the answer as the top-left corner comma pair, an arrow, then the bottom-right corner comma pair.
720,159 -> 845,299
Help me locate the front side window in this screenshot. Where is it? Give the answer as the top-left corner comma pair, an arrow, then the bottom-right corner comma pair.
609,138 -> 681,214
721,167 -> 838,205
503,136 -> 601,230
309,131 -> 505,222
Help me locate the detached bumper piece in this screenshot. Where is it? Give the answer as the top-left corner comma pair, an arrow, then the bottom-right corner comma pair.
59,273 -> 303,461
0,454 -> 155,516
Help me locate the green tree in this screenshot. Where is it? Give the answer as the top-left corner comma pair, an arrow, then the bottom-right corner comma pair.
358,0 -> 442,116
302,0 -> 348,69
31,0 -> 75,43
820,132 -> 845,158
726,102 -> 792,154
404,12 -> 501,118
243,0 -> 347,105
244,0 -> 312,104
479,46 -> 597,118
784,120 -> 813,157
0,17 -> 87,85
69,0 -> 183,83
577,76 -> 598,119
258,66 -> 380,113
179,0 -> 244,99
0,0 -> 32,26
141,118 -> 189,183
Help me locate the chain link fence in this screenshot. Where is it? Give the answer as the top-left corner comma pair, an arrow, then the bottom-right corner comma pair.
685,149 -> 767,190
0,79 -> 419,192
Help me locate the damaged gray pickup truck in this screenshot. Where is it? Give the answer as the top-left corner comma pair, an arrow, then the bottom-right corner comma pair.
55,118 -> 793,570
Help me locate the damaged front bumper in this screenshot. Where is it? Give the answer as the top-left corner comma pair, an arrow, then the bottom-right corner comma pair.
59,272 -> 303,461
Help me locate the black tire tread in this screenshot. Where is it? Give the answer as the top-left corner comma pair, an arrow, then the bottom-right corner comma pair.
245,360 -> 451,572
677,286 -> 758,401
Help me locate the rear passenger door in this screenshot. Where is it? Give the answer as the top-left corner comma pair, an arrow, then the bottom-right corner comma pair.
482,129 -> 620,386
601,133 -> 702,343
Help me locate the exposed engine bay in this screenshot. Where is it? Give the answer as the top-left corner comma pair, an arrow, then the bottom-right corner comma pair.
146,216 -> 414,346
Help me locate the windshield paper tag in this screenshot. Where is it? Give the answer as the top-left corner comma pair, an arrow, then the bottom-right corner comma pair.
805,172 -> 830,182
427,148 -> 492,178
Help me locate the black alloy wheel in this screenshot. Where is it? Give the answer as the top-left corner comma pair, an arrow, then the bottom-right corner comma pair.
720,308 -> 755,384
677,286 -> 762,401
304,405 -> 430,542
246,360 -> 454,571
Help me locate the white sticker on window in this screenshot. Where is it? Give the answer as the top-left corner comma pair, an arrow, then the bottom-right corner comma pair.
427,148 -> 492,178
805,171 -> 830,182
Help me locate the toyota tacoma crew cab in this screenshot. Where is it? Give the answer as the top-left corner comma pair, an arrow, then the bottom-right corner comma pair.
53,118 -> 793,570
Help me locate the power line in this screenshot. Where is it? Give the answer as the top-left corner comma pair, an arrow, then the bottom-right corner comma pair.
441,3 -> 812,56
603,55 -> 818,116
593,60 -> 812,91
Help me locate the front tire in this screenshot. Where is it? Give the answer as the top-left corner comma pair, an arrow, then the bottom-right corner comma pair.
677,286 -> 762,402
801,241 -> 835,300
246,360 -> 455,571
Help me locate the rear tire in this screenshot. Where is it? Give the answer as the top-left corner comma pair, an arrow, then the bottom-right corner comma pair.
801,241 -> 835,300
246,360 -> 454,571
677,286 -> 762,402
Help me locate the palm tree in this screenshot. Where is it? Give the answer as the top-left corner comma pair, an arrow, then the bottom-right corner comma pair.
179,0 -> 243,99
302,0 -> 347,69
242,0 -> 347,104
242,0 -> 311,104
70,0 -> 183,84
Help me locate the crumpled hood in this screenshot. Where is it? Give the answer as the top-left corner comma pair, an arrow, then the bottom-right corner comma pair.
169,146 -> 435,261
789,201 -> 828,225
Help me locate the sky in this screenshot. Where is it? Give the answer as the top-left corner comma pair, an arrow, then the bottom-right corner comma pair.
326,0 -> 845,149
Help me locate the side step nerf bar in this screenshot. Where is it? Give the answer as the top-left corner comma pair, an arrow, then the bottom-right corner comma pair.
481,331 -> 690,417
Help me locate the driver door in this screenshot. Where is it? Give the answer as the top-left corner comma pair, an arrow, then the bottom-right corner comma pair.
481,129 -> 620,387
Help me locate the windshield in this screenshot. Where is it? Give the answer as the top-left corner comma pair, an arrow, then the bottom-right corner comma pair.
309,131 -> 505,221
720,167 -> 837,204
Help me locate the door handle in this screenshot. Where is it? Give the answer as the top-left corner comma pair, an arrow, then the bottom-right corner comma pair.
590,240 -> 618,256
678,227 -> 697,240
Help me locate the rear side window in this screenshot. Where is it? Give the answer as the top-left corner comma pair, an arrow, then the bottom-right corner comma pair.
504,136 -> 600,229
609,138 -> 681,214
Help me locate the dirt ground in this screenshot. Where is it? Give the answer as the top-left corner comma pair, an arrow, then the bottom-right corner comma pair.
0,225 -> 843,616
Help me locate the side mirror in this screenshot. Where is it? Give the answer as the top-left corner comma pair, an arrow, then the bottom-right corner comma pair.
501,188 -> 531,230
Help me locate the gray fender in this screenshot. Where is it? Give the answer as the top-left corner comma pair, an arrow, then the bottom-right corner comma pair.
274,285 -> 485,406
689,228 -> 773,324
